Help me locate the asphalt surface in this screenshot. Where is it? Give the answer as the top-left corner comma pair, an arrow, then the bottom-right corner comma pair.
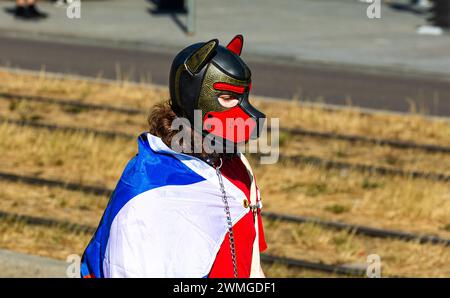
1,35 -> 450,116
0,249 -> 68,278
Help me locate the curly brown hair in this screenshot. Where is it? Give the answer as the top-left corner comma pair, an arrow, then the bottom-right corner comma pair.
147,100 -> 180,149
147,100 -> 235,162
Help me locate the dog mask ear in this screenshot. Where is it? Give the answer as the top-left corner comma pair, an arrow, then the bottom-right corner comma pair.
226,35 -> 244,56
185,39 -> 218,74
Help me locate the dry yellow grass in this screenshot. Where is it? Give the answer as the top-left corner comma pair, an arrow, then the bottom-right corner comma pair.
0,123 -> 135,188
0,130 -> 450,276
1,122 -> 449,237
2,97 -> 450,176
283,135 -> 450,175
1,210 -> 448,277
264,220 -> 450,277
252,160 -> 450,238
0,70 -> 163,109
1,69 -> 450,277
0,179 -> 349,277
1,127 -> 449,276
0,220 -> 341,277
0,99 -> 148,135
261,264 -> 339,278
0,180 -> 107,227
0,221 -> 92,261
1,69 -> 450,146
256,99 -> 450,146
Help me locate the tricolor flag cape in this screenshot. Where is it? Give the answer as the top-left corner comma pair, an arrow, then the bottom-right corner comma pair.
81,133 -> 262,278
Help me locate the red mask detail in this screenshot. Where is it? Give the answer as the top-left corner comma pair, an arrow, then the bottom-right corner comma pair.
226,35 -> 244,56
213,82 -> 246,94
203,106 -> 257,143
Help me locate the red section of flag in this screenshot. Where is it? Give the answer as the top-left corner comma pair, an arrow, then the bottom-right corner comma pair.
208,157 -> 267,278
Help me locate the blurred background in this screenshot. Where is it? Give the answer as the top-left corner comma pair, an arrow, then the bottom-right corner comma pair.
0,0 -> 449,277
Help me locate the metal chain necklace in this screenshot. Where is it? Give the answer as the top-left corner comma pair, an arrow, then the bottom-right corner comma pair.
214,158 -> 238,278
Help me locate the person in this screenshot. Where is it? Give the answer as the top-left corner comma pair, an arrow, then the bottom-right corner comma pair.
14,0 -> 47,19
80,35 -> 268,278
411,0 -> 433,13
429,0 -> 450,28
411,0 -> 432,8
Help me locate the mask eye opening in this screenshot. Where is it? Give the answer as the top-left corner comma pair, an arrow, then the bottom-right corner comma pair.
217,92 -> 240,108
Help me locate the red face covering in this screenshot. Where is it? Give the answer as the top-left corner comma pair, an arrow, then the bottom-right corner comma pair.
203,105 -> 258,144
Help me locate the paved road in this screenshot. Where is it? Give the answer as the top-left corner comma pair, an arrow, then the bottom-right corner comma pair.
0,249 -> 68,278
2,0 -> 450,75
2,35 -> 450,116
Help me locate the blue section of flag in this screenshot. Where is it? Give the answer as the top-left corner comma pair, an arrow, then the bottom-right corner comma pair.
80,133 -> 205,278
